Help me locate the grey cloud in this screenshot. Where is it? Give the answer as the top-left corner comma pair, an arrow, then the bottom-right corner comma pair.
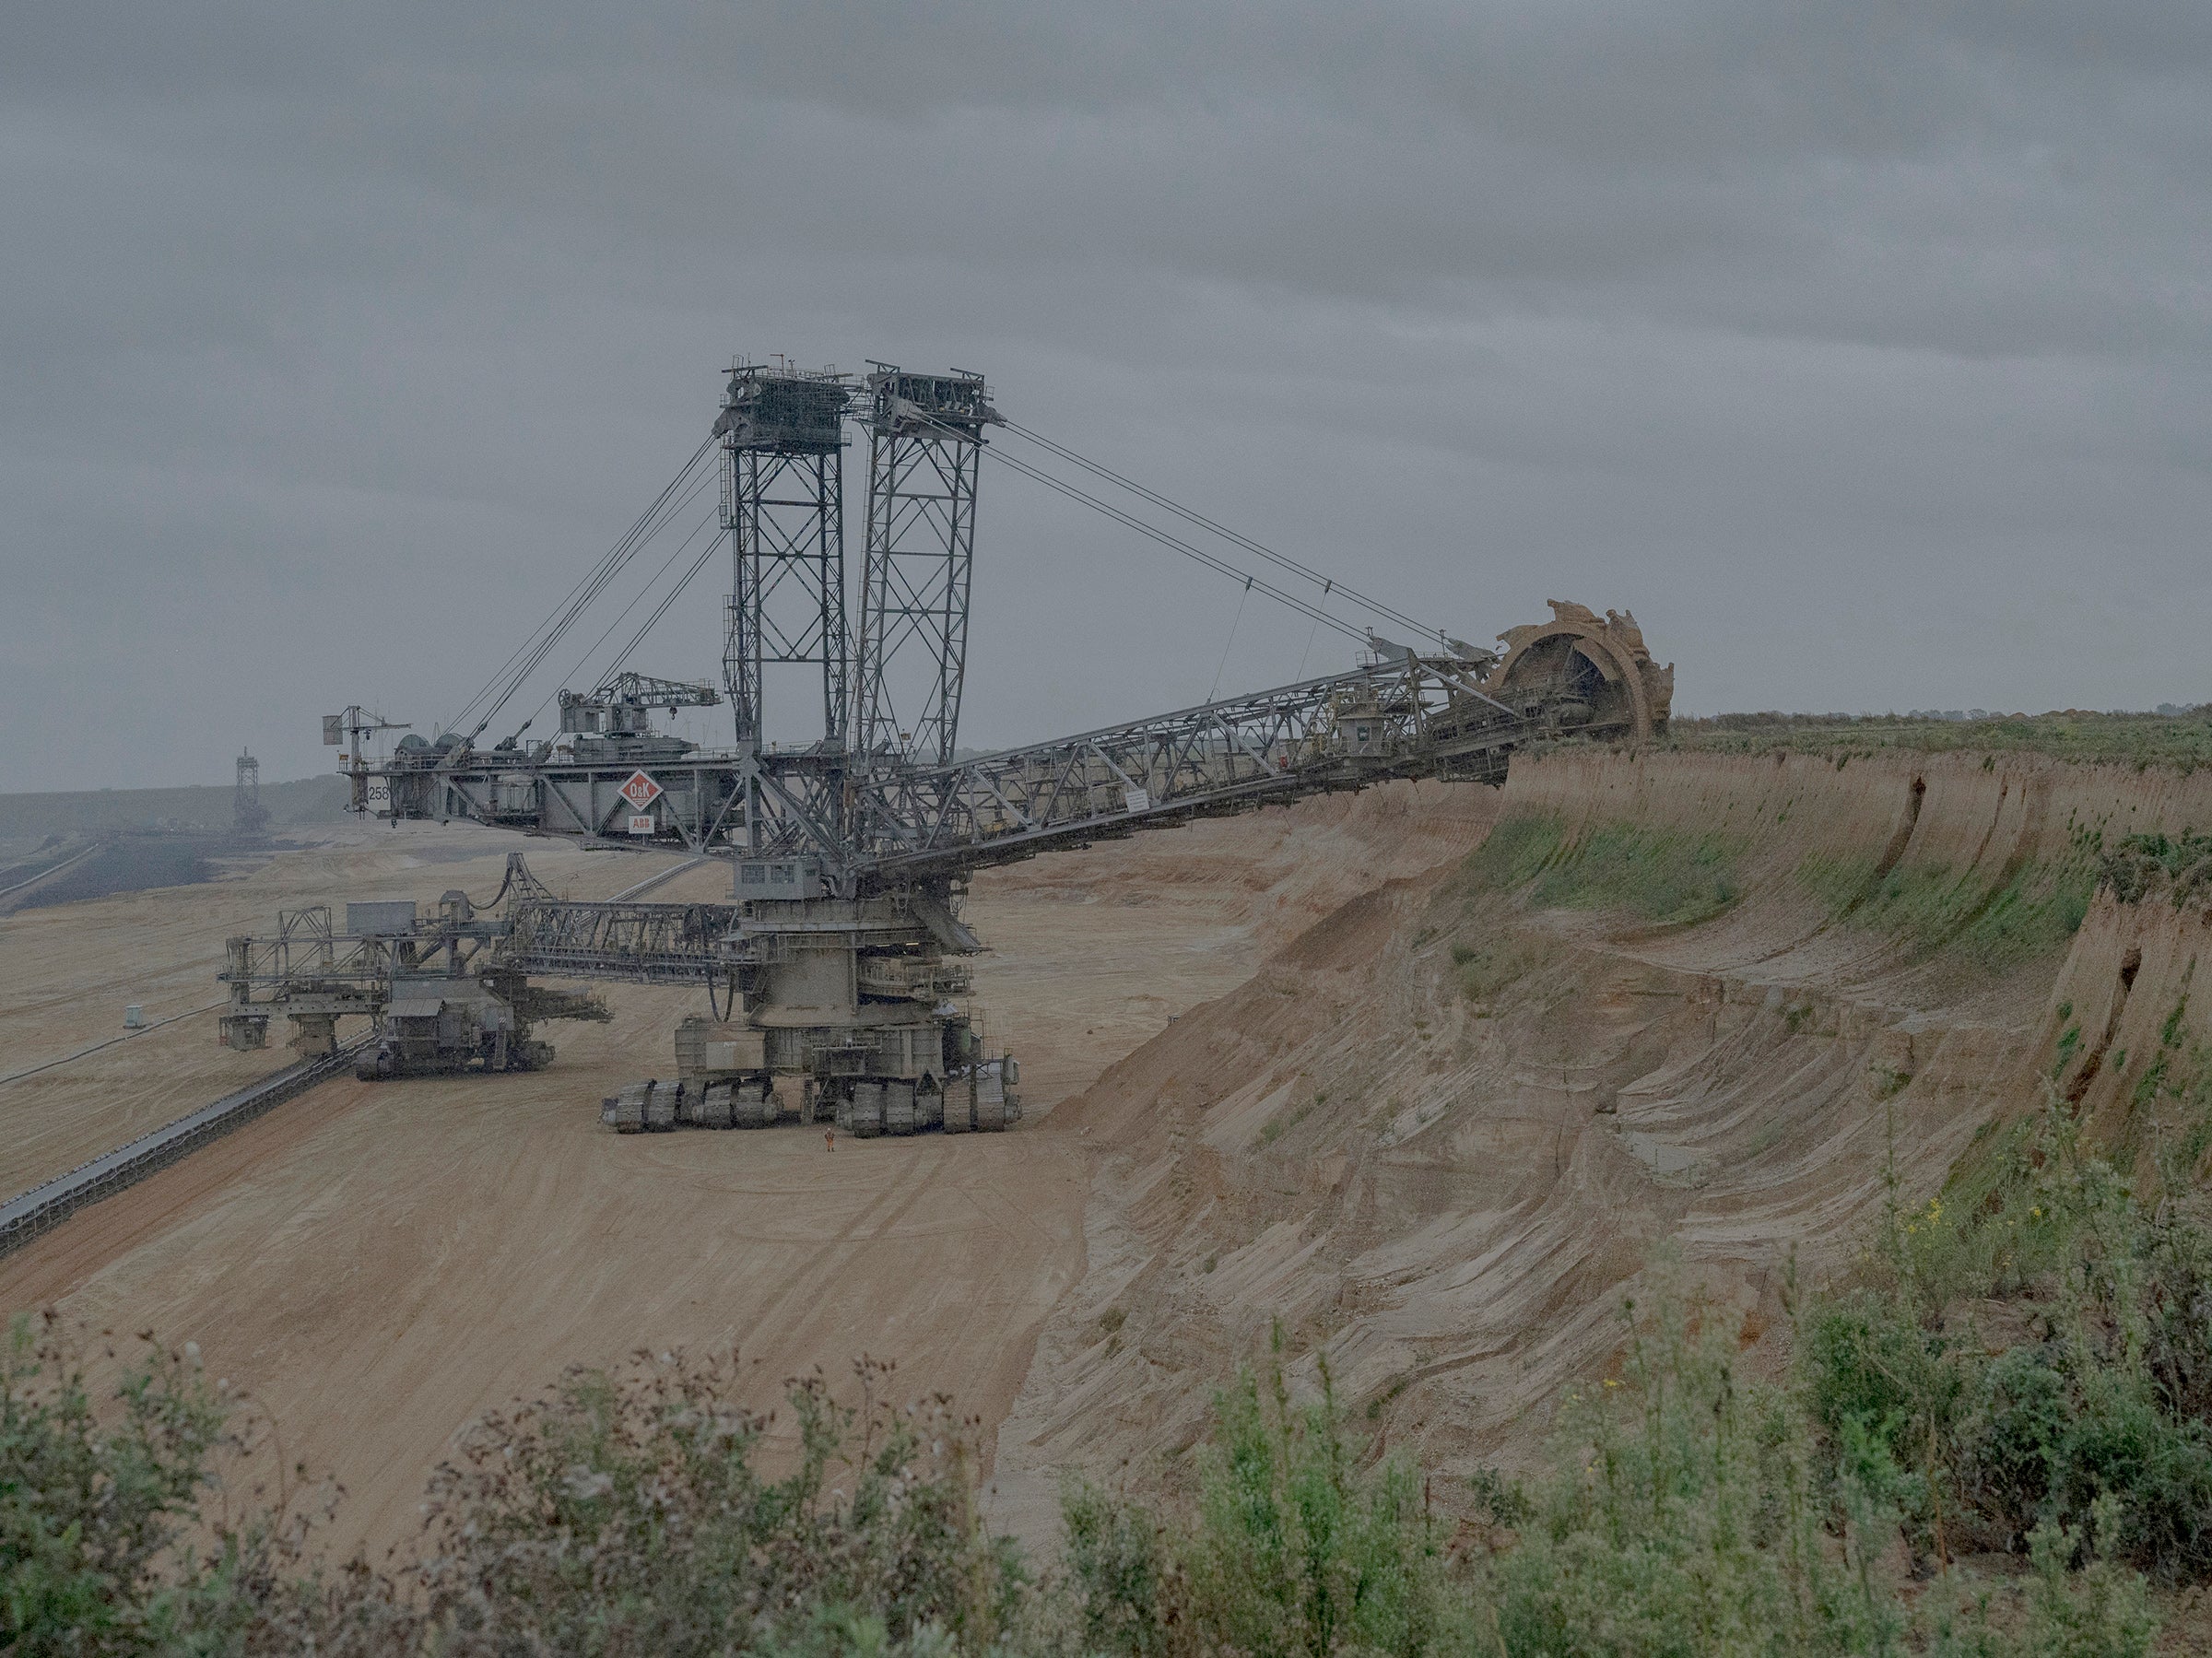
1,2 -> 2206,788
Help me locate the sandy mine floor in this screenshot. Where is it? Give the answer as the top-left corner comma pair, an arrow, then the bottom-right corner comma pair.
0,785 -> 1489,1558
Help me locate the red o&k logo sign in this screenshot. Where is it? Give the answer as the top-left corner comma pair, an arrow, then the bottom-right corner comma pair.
619,770 -> 663,810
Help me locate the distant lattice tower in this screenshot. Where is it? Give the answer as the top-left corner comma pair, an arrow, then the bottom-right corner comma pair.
233,749 -> 271,837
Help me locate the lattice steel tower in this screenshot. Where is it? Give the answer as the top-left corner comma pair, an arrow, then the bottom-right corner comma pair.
232,748 -> 269,836
714,364 -> 852,755
853,366 -> 996,766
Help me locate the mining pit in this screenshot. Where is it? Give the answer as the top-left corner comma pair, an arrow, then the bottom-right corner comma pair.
3,747 -> 2206,1557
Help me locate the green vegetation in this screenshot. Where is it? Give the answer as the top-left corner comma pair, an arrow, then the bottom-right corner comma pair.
1461,811 -> 1740,927
1527,821 -> 1739,925
1063,1265 -> 2170,1657
1797,853 -> 2096,971
1666,709 -> 2212,773
0,1318 -> 253,1653
1801,1096 -> 2212,1609
1366,1373 -> 1413,1421
1457,812 -> 1568,890
23,1164 -> 2211,1658
1064,1348 -> 1468,1658
1492,1290 -> 1936,1654
2,1336 -> 1029,1655
1793,823 -> 2101,973
2102,831 -> 2212,906
2080,986 -> 2212,1207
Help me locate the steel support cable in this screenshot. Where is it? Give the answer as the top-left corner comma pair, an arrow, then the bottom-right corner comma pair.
450,435 -> 718,739
1296,580 -> 1333,680
515,477 -> 722,735
987,447 -> 1369,643
1208,577 -> 1253,703
470,443 -> 715,738
885,406 -> 1369,645
457,491 -> 707,742
999,419 -> 1439,644
600,500 -> 727,683
454,436 -> 714,734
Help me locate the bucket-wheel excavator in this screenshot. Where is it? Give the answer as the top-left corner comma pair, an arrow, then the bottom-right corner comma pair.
220,359 -> 1671,1139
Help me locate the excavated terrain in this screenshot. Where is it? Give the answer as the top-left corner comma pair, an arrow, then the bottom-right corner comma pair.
0,782 -> 1488,1558
9,745 -> 2206,1564
990,746 -> 2212,1532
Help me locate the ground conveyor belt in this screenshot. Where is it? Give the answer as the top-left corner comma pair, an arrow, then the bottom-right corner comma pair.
0,1040 -> 368,1258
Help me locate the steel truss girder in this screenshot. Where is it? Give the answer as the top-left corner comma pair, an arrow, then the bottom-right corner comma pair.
493,892 -> 951,986
848,656 -> 1521,884
723,446 -> 849,758
500,899 -> 740,982
365,655 -> 1531,892
855,370 -> 987,767
220,906 -> 500,1017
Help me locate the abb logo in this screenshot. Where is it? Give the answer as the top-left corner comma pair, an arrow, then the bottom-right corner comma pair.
618,770 -> 663,810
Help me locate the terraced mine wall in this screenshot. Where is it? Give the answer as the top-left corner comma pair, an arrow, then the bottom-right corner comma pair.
990,746 -> 2212,1526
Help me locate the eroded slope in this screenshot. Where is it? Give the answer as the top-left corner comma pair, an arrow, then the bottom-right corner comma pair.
992,747 -> 2212,1530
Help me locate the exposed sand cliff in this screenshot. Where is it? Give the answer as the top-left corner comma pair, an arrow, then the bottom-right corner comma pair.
990,747 -> 2212,1531
7,747 -> 2206,1561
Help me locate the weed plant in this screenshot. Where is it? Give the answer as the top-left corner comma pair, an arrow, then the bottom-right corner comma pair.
2101,831 -> 2212,907
1488,1287 -> 1907,1655
1450,939 -> 1538,1005
1065,1338 -> 1468,1658
1794,852 -> 2095,972
1,1340 -> 1030,1657
10,1158 -> 2204,1656
1802,1093 -> 2212,1599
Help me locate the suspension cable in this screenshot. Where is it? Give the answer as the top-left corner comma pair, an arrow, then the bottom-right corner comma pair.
450,452 -> 703,735
601,510 -> 727,686
1208,577 -> 1253,702
1296,580 -> 1333,680
449,434 -> 718,740
987,446 -> 1369,644
891,404 -> 1423,659
518,477 -> 722,733
999,419 -> 1440,644
476,440 -> 714,735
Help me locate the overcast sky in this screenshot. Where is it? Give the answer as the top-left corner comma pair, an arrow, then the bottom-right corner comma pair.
4,2 -> 2207,790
